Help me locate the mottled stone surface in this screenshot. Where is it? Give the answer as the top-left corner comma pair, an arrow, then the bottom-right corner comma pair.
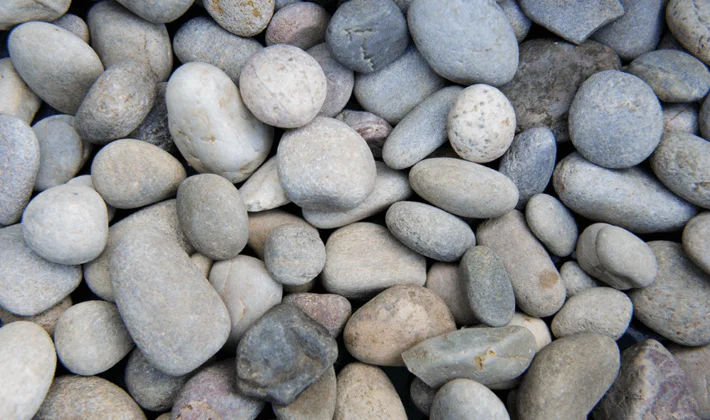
667,0 -> 710,65
273,366 -> 336,420
668,343 -> 710,419
282,293 -> 351,337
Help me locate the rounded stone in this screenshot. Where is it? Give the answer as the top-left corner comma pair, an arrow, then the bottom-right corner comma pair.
663,102 -> 699,134
247,210 -> 316,258
590,0 -> 665,60
167,62 -> 273,183
408,0 -> 518,86
334,363 -> 407,420
525,193 -> 578,257
667,0 -> 710,65
559,261 -> 602,297
124,348 -> 189,412
277,117 -> 376,211
651,131 -> 710,209
506,312 -> 552,353
459,246 -> 515,327
32,115 -> 91,191
239,156 -> 290,212
683,212 -> 710,275
307,43 -> 354,118
596,225 -> 659,288
264,224 -> 326,286
115,0 -> 195,23
273,365 -> 336,420
628,50 -> 710,103
266,2 -> 329,50
91,139 -> 187,209
448,84 -> 516,163
0,115 -> 40,226
0,57 -> 41,123
0,296 -> 72,337
54,300 -> 134,376
344,285 -> 456,366
8,21 -> 103,114
0,321 -> 56,420
0,0 -> 70,30
128,82 -> 176,153
52,14 -> 90,43
205,0 -> 275,37
551,287 -> 633,340
668,343 -> 710,419
177,174 -> 249,261
281,293 -> 352,337
430,379 -> 509,420
425,262 -> 477,325
519,0 -> 624,44
569,70 -> 663,169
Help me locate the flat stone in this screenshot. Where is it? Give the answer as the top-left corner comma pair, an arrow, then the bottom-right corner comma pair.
668,343 -> 710,419
239,156 -> 290,212
459,246 -> 515,327
52,13 -> 89,43
559,261 -> 602,297
628,50 -> 710,103
683,212 -> 710,275
335,110 -> 391,158
266,2 -> 329,50
591,0 -> 665,60
307,43 -> 354,118
32,115 -> 91,191
430,379 -> 509,420
0,0 -> 70,30
116,0 -> 194,23
264,224 -> 326,286
247,210 -> 316,258
282,293 -> 352,337
519,0 -> 624,44
334,363 -> 407,420
128,82 -> 176,153
667,0 -> 710,65
425,262 -> 477,326
0,296 -> 71,336
551,287 -> 633,340
273,366 -> 336,420
525,193 -> 578,257
205,0 -> 274,37
125,348 -> 189,412
664,102 -> 699,134
651,131 -> 710,209
0,115 -> 40,226
0,58 -> 41,123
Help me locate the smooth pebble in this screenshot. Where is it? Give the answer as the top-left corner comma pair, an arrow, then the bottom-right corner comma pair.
205,0 -> 275,37
425,262 -> 477,325
551,287 -> 633,340
307,43 -> 354,118
124,348 -> 189,412
519,0 -> 624,44
239,156 -> 290,212
266,2 -> 329,50
459,246 -> 516,327
525,193 -> 578,257
683,212 -> 710,275
430,379 -> 510,420
282,293 -> 352,337
334,363 -> 407,420
651,131 -> 710,209
32,115 -> 91,191
264,224 -> 325,286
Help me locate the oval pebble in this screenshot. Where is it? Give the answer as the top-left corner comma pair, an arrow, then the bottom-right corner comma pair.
627,49 -> 710,103
0,0 -> 70,30
667,0 -> 710,65
0,115 -> 40,226
559,261 -> 603,297
116,0 -> 194,23
430,379 -> 510,420
335,110 -> 391,158
264,224 -> 326,286
282,293 -> 352,337
307,43 -> 354,118
239,156 -> 290,212
32,115 -> 91,191
525,193 -> 578,257
683,212 -> 710,275
124,348 -> 189,412
205,0 -> 275,37
651,131 -> 710,209
0,57 -> 41,123
425,262 -> 477,326
459,246 -> 515,327
247,209 -> 316,258
266,2 -> 329,50
551,287 -> 633,340
334,363 -> 407,420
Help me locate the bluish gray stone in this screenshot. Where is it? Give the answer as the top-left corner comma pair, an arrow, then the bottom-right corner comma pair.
560,261 -> 602,297
667,0 -> 710,65
0,115 -> 39,226
627,50 -> 710,103
519,0 -> 624,44
0,0 -> 70,30
663,102 -> 699,134
264,223 -> 326,286
33,115 -> 92,191
52,14 -> 90,43
497,0 -> 531,42
683,212 -> 710,275
651,131 -> 710,209
459,246 -> 515,327
551,287 -> 633,340
591,0 -> 665,60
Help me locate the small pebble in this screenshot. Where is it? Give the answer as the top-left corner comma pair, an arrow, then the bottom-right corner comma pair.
239,156 -> 290,212
189,253 -> 213,278
32,115 -> 92,191
247,209 -> 316,258
425,262 -> 477,326
668,343 -> 710,419
525,193 -> 578,257
459,246 -> 516,327
266,2 -> 329,50
559,261 -> 603,297
116,0 -> 194,23
282,293 -> 352,337
273,366 -> 336,420
0,0 -> 70,30
205,0 -> 275,37
628,49 -> 710,103
519,0 -> 624,44
334,363 -> 407,420
590,0 -> 665,60
551,287 -> 633,340
430,379 -> 510,420
124,348 -> 189,412
0,58 -> 41,123
663,102 -> 699,134
307,43 -> 354,118
651,131 -> 710,209
506,312 -> 552,353
0,296 -> 72,337
0,115 -> 40,226
264,224 -> 326,286
52,13 -> 90,43
683,212 -> 710,275
335,110 -> 392,158
667,0 -> 710,65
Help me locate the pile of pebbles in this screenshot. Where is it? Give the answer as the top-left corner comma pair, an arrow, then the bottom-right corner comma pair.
2,0 -> 710,419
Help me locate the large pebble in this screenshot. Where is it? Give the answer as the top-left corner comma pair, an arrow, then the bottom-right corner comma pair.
110,229 -> 231,375
517,333 -> 620,420
274,366 -> 336,420
525,193 -> 577,257
430,379 -> 510,420
334,363 -> 407,420
0,321 -> 56,420
477,210 -> 566,318
0,115 -> 40,226
282,293 -> 352,337
91,139 -> 186,209
344,285 -> 456,366
551,287 -> 633,340
628,50 -> 710,103
667,0 -> 710,65
630,241 -> 710,346
0,296 -> 72,337
177,174 -> 249,260
559,261 -> 602,297
116,0 -> 194,23
651,131 -> 710,209
590,0 -> 665,60
239,156 -> 290,212
459,246 -> 515,327
264,224 -> 325,286
408,0 -> 518,86
124,349 -> 189,412
0,225 -> 81,316
322,222 -> 426,298
553,152 -> 698,233
33,115 -> 91,191
425,262 -> 477,325
0,0 -> 70,30
167,62 -> 273,183
266,2 -> 329,50
683,212 -> 710,275
247,209 -> 316,258
205,0 -> 275,37
669,343 -> 710,418
307,43 -> 354,118
0,58 -> 41,123
519,0 -> 624,44
128,83 -> 176,153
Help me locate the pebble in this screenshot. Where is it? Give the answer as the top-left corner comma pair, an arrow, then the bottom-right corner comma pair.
525,193 -> 578,257
264,224 -> 326,286
124,348 -> 189,412
91,139 -> 186,209
498,0 -> 532,42
322,222 -> 426,298
519,0 -> 624,44
128,83 -> 177,153
172,360 -> 264,419
110,229 -> 231,376
683,212 -> 710,275
52,14 -> 90,43
277,117 -> 376,211
236,303 -> 338,405
651,131 -> 710,209
0,321 -> 56,420
115,0 -> 194,23
667,0 -> 710,65
408,0 -> 518,86
173,16 -> 263,82
177,174 -> 249,260
266,2 -> 329,49
326,0 -> 408,73
559,261 -> 603,297
334,363 -> 407,420
209,255 -> 283,349
307,43 -> 354,118
189,252 -> 213,278
553,152 -> 699,233
239,157 -> 290,212
630,241 -> 710,346
430,379 -> 510,420
628,50 -> 710,103
87,1 -> 171,82
410,377 -> 436,416
167,62 -> 273,183
425,262 -> 477,325
36,375 -> 146,420
410,157 -> 519,219
498,127 -> 557,208
382,86 -> 463,169
459,246 -> 515,327
402,326 -> 536,387
517,333 -> 620,420
0,58 -> 41,123
335,110 -> 391,158
0,225 -> 81,316
0,296 -> 72,336
344,285 -> 456,366
668,343 -> 710,418
506,312 -> 552,353
74,61 -> 157,145
354,46 -> 445,124
273,366 -> 336,420
247,210 -> 317,258
596,339 -> 700,419
54,300 -> 134,376
205,0 -> 275,37
0,115 -> 40,226
590,0 -> 665,60
476,210 -> 566,318
282,293 -> 352,337
663,102 -> 699,134
551,287 -> 633,340
0,0 -> 70,30
32,115 -> 91,191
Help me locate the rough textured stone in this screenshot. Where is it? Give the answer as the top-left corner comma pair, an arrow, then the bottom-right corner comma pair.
651,131 -> 710,209
426,262 -> 477,325
0,58 -> 41,123
239,156 -> 290,212
667,0 -> 710,66
308,43 -> 354,118
525,193 -> 577,257
32,115 -> 91,191
0,296 -> 71,336
128,82 -> 176,153
282,293 -> 351,337
591,0 -> 665,60
668,343 -> 710,419
519,0 -> 624,44
559,261 -> 602,297
628,50 -> 710,103
334,363 -> 407,420
459,246 -> 515,327
204,0 -> 274,37
273,366 -> 336,420
0,115 -> 40,226
664,102 -> 699,134
125,348 -> 189,412
115,0 -> 194,23
247,210 -> 316,258
264,224 -> 326,286
430,379 -> 510,420
0,0 -> 70,30
266,2 -> 329,50
683,212 -> 710,275
335,110 -> 391,158
551,287 -> 632,340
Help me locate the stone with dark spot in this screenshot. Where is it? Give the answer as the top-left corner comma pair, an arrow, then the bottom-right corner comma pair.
129,83 -> 177,153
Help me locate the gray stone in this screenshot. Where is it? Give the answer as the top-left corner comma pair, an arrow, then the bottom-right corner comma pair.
596,339 -> 700,420
628,50 -> 710,103
22,184 -> 108,265
54,300 -> 134,376
0,225 -> 81,316
651,131 -> 710,209
386,201 -> 475,262
92,139 -> 186,209
664,102 -> 699,134
410,378 -> 436,416
658,30 -> 689,52
335,110 -> 391,158
517,333 -> 620,420
65,175 -> 116,222
33,115 -> 91,191
591,0 -> 665,60
110,229 -> 231,375
569,70 -> 663,169
459,246 -> 515,327
264,224 -> 326,286
177,174 -> 249,260
430,379 -> 510,420
36,376 -> 146,420
322,222 -> 426,298
0,321 -> 56,420
172,360 -> 264,419
239,156 -> 290,212
499,39 -> 621,143
0,296 -> 71,337
354,46 -> 445,124
277,117 -> 376,211
247,210 -> 316,258
477,210 -> 566,317
189,253 -> 213,278
204,0 -> 274,37
668,343 -> 710,419
402,326 -> 536,387
519,0 -> 624,44
307,43 -> 354,118
0,0 -> 70,30
52,13 -> 89,43
282,293 -> 352,337
88,1 -> 171,81
497,0 -> 531,42
630,241 -> 710,346
498,127 -> 557,208
408,0 -> 518,85
525,193 -> 578,257
173,16 -> 263,83
236,303 -> 338,405
553,152 -> 699,233
266,2 -> 329,50
334,363 -> 407,420
409,158 -> 519,219
125,348 -> 189,412
0,58 -> 41,123
116,0 -> 194,23
326,0 -> 408,73
425,262 -> 477,325
128,83 -> 176,153
683,212 -> 710,275
274,366 -> 336,420
701,93 -> 710,140
667,0 -> 710,65
0,115 -> 39,226
382,86 -> 463,169
559,261 -> 602,297
551,287 -> 632,340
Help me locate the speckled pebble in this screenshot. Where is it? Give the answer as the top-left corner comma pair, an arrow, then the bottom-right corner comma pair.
663,102 -> 699,134
498,0 -> 532,42
430,379 -> 510,420
667,0 -> 710,65
651,131 -> 710,209
273,365 -> 336,420
668,343 -> 710,419
247,210 -> 317,258
590,0 -> 665,60
282,293 -> 352,337
128,83 -> 176,153
525,193 -> 578,257
559,261 -> 602,297
0,58 -> 41,123
683,212 -> 710,275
